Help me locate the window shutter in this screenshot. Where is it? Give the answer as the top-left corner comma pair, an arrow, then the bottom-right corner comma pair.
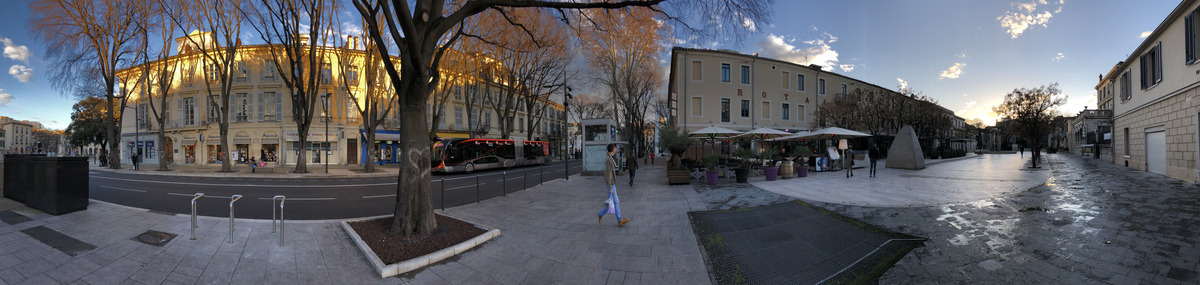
275,94 -> 282,121
247,93 -> 255,122
1140,54 -> 1148,89
1155,43 -> 1163,84
1188,14 -> 1195,63
258,93 -> 265,121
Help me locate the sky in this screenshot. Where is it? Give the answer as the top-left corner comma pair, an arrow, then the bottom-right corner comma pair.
0,0 -> 1185,130
685,0 -> 1182,126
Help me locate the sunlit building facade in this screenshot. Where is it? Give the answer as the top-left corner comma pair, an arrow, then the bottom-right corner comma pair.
116,31 -> 564,167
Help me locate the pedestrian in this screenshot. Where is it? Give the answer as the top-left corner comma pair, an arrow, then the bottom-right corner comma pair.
1020,146 -> 1024,157
627,153 -> 639,187
132,152 -> 139,170
868,145 -> 880,178
250,157 -> 257,173
598,144 -> 630,227
99,152 -> 107,167
844,148 -> 854,178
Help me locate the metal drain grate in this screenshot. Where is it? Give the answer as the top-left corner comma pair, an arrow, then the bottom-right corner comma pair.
132,230 -> 178,247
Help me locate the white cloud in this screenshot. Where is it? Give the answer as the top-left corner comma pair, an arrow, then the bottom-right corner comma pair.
741,17 -> 757,32
997,0 -> 1063,39
1053,52 -> 1066,62
8,65 -> 32,82
755,31 -> 854,72
0,89 -> 11,106
1140,31 -> 1153,38
0,38 -> 30,63
897,78 -> 908,90
956,52 -> 967,59
342,22 -> 364,36
938,63 -> 966,79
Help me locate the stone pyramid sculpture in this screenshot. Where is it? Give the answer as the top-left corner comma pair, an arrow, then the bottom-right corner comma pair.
886,125 -> 925,170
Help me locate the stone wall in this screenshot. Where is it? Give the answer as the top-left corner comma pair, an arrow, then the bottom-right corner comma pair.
1113,85 -> 1200,183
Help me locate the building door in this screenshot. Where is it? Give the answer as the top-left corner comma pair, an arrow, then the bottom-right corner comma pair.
164,138 -> 174,164
347,139 -> 358,164
1146,130 -> 1166,174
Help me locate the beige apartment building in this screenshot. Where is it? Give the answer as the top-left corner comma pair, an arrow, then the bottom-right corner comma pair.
1,118 -> 33,154
116,31 -> 565,167
667,47 -> 899,135
1102,0 -> 1200,182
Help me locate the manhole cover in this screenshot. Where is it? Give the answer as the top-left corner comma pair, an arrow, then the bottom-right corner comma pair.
133,230 -> 178,247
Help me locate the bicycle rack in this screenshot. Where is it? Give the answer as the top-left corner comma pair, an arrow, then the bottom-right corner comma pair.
228,195 -> 243,244
190,193 -> 204,240
272,195 -> 285,246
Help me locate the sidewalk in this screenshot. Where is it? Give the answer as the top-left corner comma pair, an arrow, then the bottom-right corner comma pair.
0,160 -> 711,284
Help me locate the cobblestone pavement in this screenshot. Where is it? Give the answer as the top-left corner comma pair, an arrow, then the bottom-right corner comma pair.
694,153 -> 1200,284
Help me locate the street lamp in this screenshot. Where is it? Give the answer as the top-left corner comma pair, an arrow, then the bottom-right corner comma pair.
543,82 -> 571,181
321,94 -> 330,174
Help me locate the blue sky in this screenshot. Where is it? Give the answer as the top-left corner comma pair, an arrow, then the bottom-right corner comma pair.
694,0 -> 1180,125
0,0 -> 1184,130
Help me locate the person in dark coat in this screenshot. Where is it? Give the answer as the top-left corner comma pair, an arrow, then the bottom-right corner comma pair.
868,146 -> 881,177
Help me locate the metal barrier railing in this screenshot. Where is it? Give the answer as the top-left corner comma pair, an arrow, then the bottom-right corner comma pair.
228,194 -> 243,244
190,193 -> 205,240
272,195 -> 285,246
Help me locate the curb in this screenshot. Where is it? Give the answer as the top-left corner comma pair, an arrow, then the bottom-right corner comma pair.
341,215 -> 501,278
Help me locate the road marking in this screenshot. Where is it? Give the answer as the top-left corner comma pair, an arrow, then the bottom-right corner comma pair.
444,184 -> 477,191
362,194 -> 396,199
100,186 -> 146,193
256,197 -> 335,201
166,193 -> 195,197
92,175 -> 395,188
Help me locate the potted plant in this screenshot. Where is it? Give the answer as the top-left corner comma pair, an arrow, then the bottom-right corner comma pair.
761,147 -> 780,181
702,153 -> 720,185
731,147 -> 754,183
659,125 -> 693,185
794,145 -> 811,177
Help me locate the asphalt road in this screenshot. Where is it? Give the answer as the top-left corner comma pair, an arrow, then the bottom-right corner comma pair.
87,160 -> 582,220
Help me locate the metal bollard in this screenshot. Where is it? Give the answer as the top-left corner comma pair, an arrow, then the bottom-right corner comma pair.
228,195 -> 243,244
540,166 -> 544,185
440,178 -> 445,211
272,195 -> 285,246
475,175 -> 480,204
190,193 -> 205,240
502,171 -> 507,196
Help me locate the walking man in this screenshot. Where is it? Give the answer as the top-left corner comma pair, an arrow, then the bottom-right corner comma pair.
868,145 -> 880,178
844,148 -> 854,178
599,144 -> 630,227
627,153 -> 639,187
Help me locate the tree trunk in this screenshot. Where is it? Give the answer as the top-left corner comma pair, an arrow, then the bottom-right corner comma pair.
157,129 -> 168,171
106,96 -> 122,170
220,122 -> 232,172
391,100 -> 436,236
295,129 -> 309,173
363,129 -> 376,173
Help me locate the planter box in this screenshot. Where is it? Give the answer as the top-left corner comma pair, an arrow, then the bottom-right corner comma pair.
342,215 -> 500,278
667,169 -> 691,185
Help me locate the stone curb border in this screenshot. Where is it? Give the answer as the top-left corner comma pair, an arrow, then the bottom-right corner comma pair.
340,216 -> 501,278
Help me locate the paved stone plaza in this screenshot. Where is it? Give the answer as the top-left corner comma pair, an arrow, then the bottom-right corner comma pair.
2,153 -> 1200,284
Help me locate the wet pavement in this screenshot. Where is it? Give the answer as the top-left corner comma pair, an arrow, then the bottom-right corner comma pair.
693,153 -> 1200,284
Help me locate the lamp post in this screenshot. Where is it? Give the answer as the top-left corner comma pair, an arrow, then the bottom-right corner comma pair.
321,94 -> 329,174
543,81 -> 571,180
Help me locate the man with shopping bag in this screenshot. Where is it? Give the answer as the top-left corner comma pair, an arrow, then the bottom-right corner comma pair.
598,144 -> 630,227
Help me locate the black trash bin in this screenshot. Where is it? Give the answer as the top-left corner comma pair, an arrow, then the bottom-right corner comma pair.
24,156 -> 90,215
3,154 -> 47,202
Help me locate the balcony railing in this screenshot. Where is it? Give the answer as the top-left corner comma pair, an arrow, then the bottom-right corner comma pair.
1080,109 -> 1113,118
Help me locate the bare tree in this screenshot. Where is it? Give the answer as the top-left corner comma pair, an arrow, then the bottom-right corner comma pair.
575,8 -> 664,160
243,0 -> 337,173
351,0 -> 770,236
142,1 -> 177,171
332,17 -> 397,173
31,0 -> 150,169
994,83 -> 1065,168
163,0 -> 246,172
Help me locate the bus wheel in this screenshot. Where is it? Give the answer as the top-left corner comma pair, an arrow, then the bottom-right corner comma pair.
465,163 -> 475,173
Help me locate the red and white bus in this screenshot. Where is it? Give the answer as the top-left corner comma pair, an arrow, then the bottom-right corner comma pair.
431,138 -> 549,173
